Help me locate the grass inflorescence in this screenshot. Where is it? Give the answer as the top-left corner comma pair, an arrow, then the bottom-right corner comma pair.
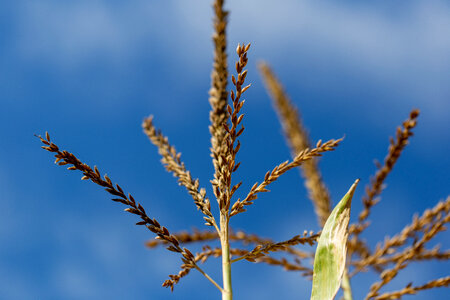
38,1 -> 449,299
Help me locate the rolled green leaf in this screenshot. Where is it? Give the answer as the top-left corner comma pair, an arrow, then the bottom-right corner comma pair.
310,179 -> 359,300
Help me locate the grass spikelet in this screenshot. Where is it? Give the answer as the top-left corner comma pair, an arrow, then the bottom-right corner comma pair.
142,116 -> 217,229
36,1 -> 449,299
231,138 -> 342,217
209,0 -> 229,185
259,62 -> 332,227
356,109 -> 420,229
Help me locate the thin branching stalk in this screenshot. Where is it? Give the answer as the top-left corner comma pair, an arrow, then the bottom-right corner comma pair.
374,276 -> 450,300
365,201 -> 449,299
259,62 -> 332,227
36,133 -> 220,292
195,265 -> 224,292
146,228 -> 314,260
353,109 -> 420,236
231,138 -> 342,217
209,0 -> 229,192
231,231 -> 319,263
168,246 -> 313,281
352,246 -> 450,269
37,1 -> 450,298
348,110 -> 420,273
216,42 -> 251,300
143,116 -> 218,232
352,196 -> 450,277
146,229 -> 270,247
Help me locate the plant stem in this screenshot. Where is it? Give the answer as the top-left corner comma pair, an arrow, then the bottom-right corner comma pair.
194,265 -> 223,293
341,270 -> 353,300
230,255 -> 247,264
231,249 -> 260,264
220,213 -> 233,300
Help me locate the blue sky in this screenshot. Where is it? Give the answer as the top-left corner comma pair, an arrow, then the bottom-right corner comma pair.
1,0 -> 449,299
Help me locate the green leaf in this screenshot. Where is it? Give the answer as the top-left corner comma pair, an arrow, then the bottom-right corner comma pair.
310,179 -> 359,300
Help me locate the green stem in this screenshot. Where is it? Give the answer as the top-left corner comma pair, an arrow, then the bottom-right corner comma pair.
220,213 -> 233,300
194,265 -> 223,292
341,270 -> 353,300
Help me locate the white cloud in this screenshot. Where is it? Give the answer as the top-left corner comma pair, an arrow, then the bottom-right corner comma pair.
16,1 -> 450,69
10,0 -> 450,114
48,214 -> 173,298
15,1 -> 164,67
227,1 -> 450,103
52,262 -> 102,299
231,0 -> 450,66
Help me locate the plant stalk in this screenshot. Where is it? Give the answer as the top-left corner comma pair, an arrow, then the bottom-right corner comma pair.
341,270 -> 353,300
220,213 -> 233,300
194,265 -> 223,292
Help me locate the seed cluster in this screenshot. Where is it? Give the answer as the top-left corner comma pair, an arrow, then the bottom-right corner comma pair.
38,0 -> 448,298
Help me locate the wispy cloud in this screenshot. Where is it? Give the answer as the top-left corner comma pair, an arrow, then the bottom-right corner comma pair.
14,1 -> 163,67
14,0 -> 450,71
226,0 -> 450,112
49,215 -> 172,298
11,0 -> 450,115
